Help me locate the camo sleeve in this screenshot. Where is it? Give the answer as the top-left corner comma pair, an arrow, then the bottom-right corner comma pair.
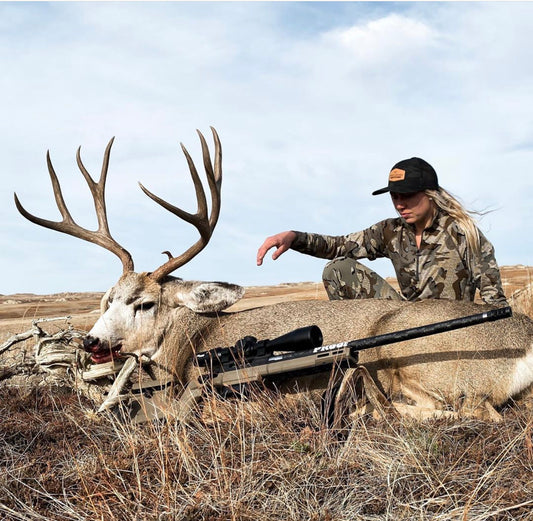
290,221 -> 389,261
474,231 -> 508,306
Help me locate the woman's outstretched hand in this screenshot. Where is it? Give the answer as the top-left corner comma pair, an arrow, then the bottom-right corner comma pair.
256,230 -> 297,266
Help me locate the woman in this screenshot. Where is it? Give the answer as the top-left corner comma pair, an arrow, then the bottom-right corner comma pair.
256,157 -> 508,306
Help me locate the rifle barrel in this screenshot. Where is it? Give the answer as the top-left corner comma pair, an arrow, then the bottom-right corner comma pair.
347,306 -> 512,352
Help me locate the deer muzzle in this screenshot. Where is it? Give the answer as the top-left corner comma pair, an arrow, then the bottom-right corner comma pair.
83,335 -> 123,364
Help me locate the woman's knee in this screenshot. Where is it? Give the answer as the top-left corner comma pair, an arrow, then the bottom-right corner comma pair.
322,257 -> 401,300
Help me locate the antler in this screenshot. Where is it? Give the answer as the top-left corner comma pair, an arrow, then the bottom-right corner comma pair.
14,138 -> 135,273
139,127 -> 222,282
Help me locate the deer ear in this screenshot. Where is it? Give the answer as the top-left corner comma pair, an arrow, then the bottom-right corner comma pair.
167,281 -> 245,313
100,287 -> 113,314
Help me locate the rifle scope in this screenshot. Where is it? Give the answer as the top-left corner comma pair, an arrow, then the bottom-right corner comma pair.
195,325 -> 323,368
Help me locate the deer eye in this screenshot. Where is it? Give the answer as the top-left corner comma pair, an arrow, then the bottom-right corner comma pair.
134,301 -> 156,314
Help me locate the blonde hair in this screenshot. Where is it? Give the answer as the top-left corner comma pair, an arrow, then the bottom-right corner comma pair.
425,187 -> 485,257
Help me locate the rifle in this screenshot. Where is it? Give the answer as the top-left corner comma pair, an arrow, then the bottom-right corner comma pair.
175,306 -> 513,421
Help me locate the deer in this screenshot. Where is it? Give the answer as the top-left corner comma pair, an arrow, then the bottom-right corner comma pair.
14,128 -> 533,423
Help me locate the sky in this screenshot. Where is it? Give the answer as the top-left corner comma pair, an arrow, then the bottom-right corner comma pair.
1,1 -> 532,295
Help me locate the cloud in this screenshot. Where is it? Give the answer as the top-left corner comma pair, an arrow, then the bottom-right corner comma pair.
1,2 -> 531,295
326,13 -> 435,64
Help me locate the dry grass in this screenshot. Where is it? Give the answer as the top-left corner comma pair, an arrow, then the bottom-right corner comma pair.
1,270 -> 532,520
1,384 -> 532,521
509,283 -> 533,318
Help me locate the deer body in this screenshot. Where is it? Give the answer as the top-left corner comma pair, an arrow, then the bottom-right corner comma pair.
15,129 -> 533,420
87,272 -> 533,419
357,300 -> 533,412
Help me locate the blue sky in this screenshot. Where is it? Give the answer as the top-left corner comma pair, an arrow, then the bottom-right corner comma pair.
1,1 -> 532,295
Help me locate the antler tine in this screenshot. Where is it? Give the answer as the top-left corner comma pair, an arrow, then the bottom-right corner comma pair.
76,137 -> 114,236
14,149 -> 75,227
198,126 -> 222,230
142,128 -> 222,282
14,139 -> 134,274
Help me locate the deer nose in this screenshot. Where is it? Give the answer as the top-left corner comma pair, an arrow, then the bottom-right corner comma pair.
83,335 -> 100,352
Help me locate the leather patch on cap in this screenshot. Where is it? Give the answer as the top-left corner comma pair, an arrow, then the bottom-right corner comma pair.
389,168 -> 406,182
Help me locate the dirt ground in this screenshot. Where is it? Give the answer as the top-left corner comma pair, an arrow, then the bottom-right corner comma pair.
1,264 -> 531,342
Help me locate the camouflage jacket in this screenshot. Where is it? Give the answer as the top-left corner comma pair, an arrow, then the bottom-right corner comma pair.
291,211 -> 508,305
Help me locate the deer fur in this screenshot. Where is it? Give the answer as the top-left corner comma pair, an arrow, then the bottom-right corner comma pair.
86,272 -> 533,421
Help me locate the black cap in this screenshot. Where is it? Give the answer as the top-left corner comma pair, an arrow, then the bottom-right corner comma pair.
372,157 -> 439,195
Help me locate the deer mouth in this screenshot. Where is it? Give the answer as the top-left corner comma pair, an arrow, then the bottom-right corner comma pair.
83,336 -> 124,364
90,344 -> 123,364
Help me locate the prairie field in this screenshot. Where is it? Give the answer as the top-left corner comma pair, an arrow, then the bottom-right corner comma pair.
0,265 -> 532,521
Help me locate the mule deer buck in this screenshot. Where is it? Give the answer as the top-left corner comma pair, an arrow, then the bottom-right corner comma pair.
14,128 -> 533,422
